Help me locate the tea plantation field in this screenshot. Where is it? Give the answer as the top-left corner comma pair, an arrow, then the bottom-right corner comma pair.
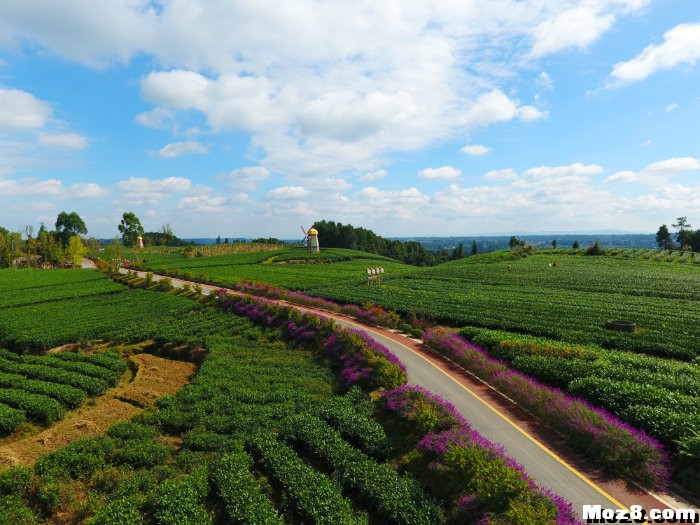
134,247 -> 700,360
0,269 -> 574,524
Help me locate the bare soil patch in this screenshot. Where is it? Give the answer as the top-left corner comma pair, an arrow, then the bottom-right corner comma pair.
0,353 -> 195,468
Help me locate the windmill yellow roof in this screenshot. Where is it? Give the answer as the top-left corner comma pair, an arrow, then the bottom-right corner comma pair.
308,228 -> 318,235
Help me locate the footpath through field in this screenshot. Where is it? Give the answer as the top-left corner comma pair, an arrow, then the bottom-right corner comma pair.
117,268 -> 691,521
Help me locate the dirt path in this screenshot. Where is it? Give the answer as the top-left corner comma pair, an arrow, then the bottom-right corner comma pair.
0,353 -> 195,468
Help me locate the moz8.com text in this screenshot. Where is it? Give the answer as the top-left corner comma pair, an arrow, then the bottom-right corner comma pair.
584,504 -> 698,524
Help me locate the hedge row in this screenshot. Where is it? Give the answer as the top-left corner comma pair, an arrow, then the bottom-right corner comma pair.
280,414 -> 442,525
0,371 -> 86,409
0,349 -> 122,386
210,450 -> 284,525
377,385 -> 577,525
0,357 -> 108,396
154,466 -> 212,525
424,328 -> 670,490
250,432 -> 366,525
0,403 -> 25,434
0,388 -> 65,425
319,398 -> 391,460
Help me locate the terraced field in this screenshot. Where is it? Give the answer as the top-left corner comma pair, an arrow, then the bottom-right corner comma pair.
134,247 -> 700,360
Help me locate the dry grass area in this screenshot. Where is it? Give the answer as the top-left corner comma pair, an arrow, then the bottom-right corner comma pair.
0,353 -> 195,468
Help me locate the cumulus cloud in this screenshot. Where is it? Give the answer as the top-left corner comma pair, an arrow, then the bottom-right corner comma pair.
418,166 -> 462,180
461,90 -> 546,127
531,7 -> 614,57
38,132 -> 89,149
0,89 -> 51,131
222,166 -> 271,190
359,169 -> 387,182
611,23 -> 700,84
156,140 -> 208,158
70,182 -> 110,199
483,168 -> 518,181
0,177 -> 62,196
524,163 -> 604,179
115,176 -> 192,205
606,157 -> 700,185
460,144 -> 492,156
265,185 -> 310,200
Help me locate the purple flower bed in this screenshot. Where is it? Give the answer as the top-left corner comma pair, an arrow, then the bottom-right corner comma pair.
380,385 -> 580,524
423,327 -> 671,490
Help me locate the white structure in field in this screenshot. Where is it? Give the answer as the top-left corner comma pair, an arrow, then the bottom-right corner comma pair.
307,228 -> 320,252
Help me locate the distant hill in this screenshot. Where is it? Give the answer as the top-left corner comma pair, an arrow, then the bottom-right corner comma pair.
395,234 -> 657,253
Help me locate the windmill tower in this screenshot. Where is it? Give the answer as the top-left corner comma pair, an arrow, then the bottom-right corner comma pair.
307,228 -> 319,252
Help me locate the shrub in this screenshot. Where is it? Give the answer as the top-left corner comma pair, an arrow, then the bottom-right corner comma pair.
0,403 -> 25,434
250,432 -> 363,525
280,414 -> 441,525
154,467 -> 212,525
210,450 -> 284,525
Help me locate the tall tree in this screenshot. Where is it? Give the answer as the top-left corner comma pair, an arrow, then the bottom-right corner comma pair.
471,240 -> 478,256
55,211 -> 87,246
672,217 -> 693,247
118,212 -> 144,247
551,239 -> 557,250
655,224 -> 672,249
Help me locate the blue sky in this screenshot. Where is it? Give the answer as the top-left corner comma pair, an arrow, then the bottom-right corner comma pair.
1,0 -> 699,239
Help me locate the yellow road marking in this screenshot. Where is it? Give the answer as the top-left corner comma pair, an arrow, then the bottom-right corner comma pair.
349,321 -> 633,514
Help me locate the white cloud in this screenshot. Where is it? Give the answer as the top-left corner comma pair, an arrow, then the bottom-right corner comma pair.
606,157 -> 700,185
265,185 -> 310,200
156,141 -> 208,158
461,90 -> 546,127
460,144 -> 492,156
524,163 -> 604,179
531,7 -> 614,57
38,132 -> 89,149
665,103 -> 679,112
0,177 -> 63,196
70,182 -> 110,199
222,166 -> 271,190
359,169 -> 387,182
115,176 -> 192,205
612,23 -> 700,84
134,107 -> 175,129
0,89 -> 51,131
483,168 -> 518,181
418,166 -> 462,180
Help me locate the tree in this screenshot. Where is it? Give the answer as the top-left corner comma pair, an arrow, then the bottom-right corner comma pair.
471,240 -> 478,256
509,236 -> 525,249
672,217 -> 693,247
55,211 -> 87,246
655,224 -> 672,249
551,239 -> 557,250
451,243 -> 464,260
160,224 -> 174,247
118,212 -> 144,247
216,235 -> 222,245
67,235 -> 86,268
572,240 -> 580,249
224,238 -> 229,244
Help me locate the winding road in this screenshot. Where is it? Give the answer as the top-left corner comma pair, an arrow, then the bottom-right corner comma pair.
117,267 -> 695,522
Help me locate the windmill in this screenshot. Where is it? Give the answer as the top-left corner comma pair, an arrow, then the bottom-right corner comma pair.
300,225 -> 320,252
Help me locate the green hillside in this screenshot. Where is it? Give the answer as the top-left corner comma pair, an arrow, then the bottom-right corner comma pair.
135,246 -> 700,360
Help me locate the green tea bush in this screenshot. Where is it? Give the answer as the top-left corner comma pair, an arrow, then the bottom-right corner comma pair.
110,439 -> 172,469
568,377 -> 699,415
0,403 -> 25,434
35,437 -> 116,480
154,466 -> 212,525
319,399 -> 391,460
0,388 -> 65,425
280,414 -> 441,525
250,432 -> 364,525
210,450 -> 284,525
